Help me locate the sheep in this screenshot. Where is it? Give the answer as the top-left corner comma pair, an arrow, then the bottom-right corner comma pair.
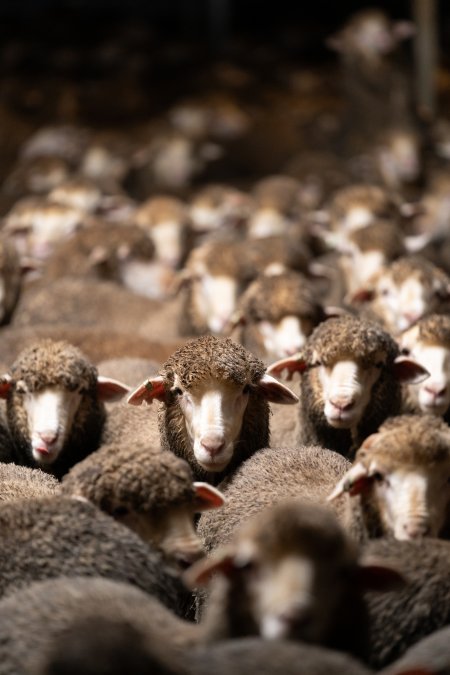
350,256 -> 450,335
127,335 -> 299,482
328,414 -> 450,542
268,315 -> 428,458
363,536 -> 450,668
197,445 -> 350,554
47,176 -> 103,212
97,356 -> 160,388
247,175 -> 303,239
61,440 -> 225,569
381,625 -> 450,675
189,183 -> 253,236
187,500 -> 403,661
398,314 -> 450,421
0,339 -> 129,478
0,576 -> 199,675
0,463 -> 60,502
229,270 -> 328,362
0,497 -> 187,611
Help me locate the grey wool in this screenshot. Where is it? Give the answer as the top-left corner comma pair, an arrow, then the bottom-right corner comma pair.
0,497 -> 185,614
0,462 -> 60,502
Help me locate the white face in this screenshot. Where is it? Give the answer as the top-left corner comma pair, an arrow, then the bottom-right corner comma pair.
243,552 -> 340,642
174,376 -> 250,472
151,220 -> 184,268
247,208 -> 287,238
30,206 -> 80,258
153,138 -> 196,189
258,316 -> 308,360
342,206 -> 373,231
403,342 -> 450,415
374,276 -> 427,333
372,464 -> 450,540
23,385 -> 82,464
192,274 -> 239,334
120,259 -> 176,300
117,505 -> 203,569
318,359 -> 382,429
342,248 -> 385,293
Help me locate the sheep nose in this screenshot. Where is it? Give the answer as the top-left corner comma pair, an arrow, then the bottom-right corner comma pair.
200,436 -> 225,457
403,522 -> 430,538
425,384 -> 447,397
329,398 -> 355,412
38,431 -> 58,445
402,312 -> 420,326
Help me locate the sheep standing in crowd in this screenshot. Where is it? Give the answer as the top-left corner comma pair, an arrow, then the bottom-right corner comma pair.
62,441 -> 225,569
398,314 -> 450,421
0,340 -> 129,477
350,256 -> 450,335
187,501 -> 402,661
268,315 -> 428,457
128,335 -> 298,482
229,270 -> 328,362
198,444 -> 350,553
328,414 -> 450,541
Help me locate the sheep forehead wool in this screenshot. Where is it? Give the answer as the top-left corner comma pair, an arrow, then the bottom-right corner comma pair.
304,316 -> 398,365
241,273 -> 320,323
10,340 -> 97,392
161,336 -> 266,387
137,196 -> 186,225
190,241 -> 241,277
238,501 -> 357,565
368,414 -> 450,465
415,314 -> 450,346
331,185 -> 390,215
349,221 -> 404,256
63,443 -> 195,514
386,256 -> 450,286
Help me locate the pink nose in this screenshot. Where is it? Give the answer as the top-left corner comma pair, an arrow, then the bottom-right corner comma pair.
403,522 -> 430,538
329,398 -> 355,412
424,384 -> 447,398
200,436 -> 225,457
38,431 -> 58,445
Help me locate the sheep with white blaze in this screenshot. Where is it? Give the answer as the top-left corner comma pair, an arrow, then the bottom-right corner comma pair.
328,414 -> 450,541
268,315 -> 428,458
128,335 -> 298,482
0,340 -> 129,478
398,314 -> 450,420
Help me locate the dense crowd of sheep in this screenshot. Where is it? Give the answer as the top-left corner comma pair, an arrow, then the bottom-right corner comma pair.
1,4 -> 450,674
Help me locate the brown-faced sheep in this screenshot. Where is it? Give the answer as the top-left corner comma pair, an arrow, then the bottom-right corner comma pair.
0,340 -> 129,478
363,536 -> 450,669
187,501 -> 402,661
0,576 -> 199,675
268,315 -> 428,458
229,270 -> 327,362
398,314 -> 450,422
328,414 -> 450,542
127,335 -> 298,483
0,497 -> 187,612
350,256 -> 450,335
62,441 -> 225,569
0,463 -> 60,502
198,445 -> 350,553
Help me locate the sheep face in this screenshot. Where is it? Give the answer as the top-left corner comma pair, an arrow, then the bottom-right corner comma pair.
191,273 -> 240,335
247,209 -> 288,239
399,322 -> 450,415
329,424 -> 450,540
257,316 -> 311,360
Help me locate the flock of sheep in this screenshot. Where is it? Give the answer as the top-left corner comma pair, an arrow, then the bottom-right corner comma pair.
0,5 -> 450,674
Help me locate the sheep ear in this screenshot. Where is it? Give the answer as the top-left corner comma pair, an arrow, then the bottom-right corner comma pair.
97,377 -> 130,402
183,550 -> 236,588
0,374 -> 12,399
266,355 -> 308,381
127,376 -> 166,406
348,288 -> 375,304
327,462 -> 370,501
356,557 -> 407,592
193,482 -> 226,512
255,373 -> 299,404
392,356 -> 429,384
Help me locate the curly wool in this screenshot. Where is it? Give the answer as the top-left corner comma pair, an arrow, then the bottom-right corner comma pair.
349,220 -> 405,257
302,315 -> 398,366
62,442 -> 195,515
161,335 -> 266,388
238,272 -> 325,325
414,313 -> 450,347
329,184 -> 394,228
10,339 -> 97,393
383,256 -> 450,288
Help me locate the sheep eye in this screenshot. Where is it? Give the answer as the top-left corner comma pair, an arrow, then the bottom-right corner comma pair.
236,559 -> 256,573
372,472 -> 384,483
243,384 -> 251,395
15,383 -> 26,394
380,288 -> 390,297
400,348 -> 410,356
172,387 -> 183,397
